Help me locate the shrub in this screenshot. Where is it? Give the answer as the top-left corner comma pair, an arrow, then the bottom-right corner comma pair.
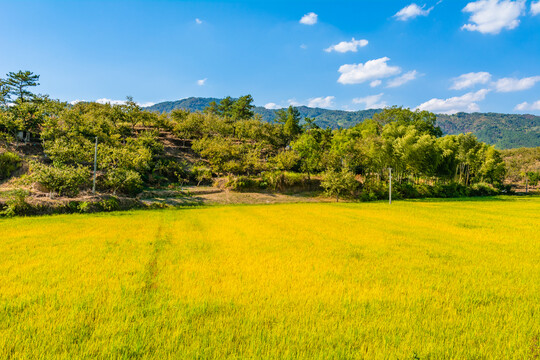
359,182 -> 388,202
0,189 -> 31,217
31,162 -> 90,197
468,182 -> 499,196
321,169 -> 358,202
226,175 -> 265,191
77,201 -> 91,213
98,196 -> 120,212
0,151 -> 21,180
103,168 -> 143,196
192,165 -> 212,186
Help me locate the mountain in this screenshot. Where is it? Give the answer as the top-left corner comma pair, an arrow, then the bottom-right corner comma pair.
145,97 -> 540,149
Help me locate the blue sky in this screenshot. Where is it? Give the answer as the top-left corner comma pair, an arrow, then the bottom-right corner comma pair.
1,0 -> 539,114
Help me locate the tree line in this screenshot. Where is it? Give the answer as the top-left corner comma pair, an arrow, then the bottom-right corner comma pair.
0,71 -> 509,201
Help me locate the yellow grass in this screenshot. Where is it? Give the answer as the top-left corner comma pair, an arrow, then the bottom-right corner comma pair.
1,197 -> 539,359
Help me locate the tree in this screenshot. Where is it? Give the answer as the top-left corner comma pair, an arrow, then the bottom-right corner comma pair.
0,79 -> 10,107
321,168 -> 358,202
291,132 -> 322,178
5,71 -> 40,102
276,106 -> 302,143
231,94 -> 254,120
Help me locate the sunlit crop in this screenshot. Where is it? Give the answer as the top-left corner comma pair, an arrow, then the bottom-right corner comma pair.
1,197 -> 539,359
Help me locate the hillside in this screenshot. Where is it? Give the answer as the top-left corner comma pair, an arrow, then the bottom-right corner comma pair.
146,97 -> 540,149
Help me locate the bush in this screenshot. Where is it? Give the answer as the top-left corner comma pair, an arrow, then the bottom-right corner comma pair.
103,168 -> 143,195
468,182 -> 499,196
321,169 -> 358,202
98,196 -> 120,212
0,151 -> 21,180
31,162 -> 90,196
0,189 -> 31,217
226,175 -> 265,191
359,182 -> 388,201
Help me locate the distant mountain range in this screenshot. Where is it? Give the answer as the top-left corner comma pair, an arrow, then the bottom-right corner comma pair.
145,97 -> 540,149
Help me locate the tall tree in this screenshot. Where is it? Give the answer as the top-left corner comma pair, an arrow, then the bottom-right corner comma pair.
5,71 -> 40,102
0,79 -> 10,106
231,94 -> 255,120
276,106 -> 302,143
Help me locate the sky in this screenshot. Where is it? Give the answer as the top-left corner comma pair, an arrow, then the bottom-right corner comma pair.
1,0 -> 540,114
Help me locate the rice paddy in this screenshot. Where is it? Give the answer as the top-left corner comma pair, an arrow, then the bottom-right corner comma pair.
0,197 -> 539,359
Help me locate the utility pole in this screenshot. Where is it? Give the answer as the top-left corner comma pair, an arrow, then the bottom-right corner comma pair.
388,167 -> 392,205
92,136 -> 98,194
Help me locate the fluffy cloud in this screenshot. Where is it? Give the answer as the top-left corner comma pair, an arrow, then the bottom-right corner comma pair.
300,12 -> 318,25
494,76 -> 540,92
394,4 -> 434,21
387,70 -> 419,88
195,18 -> 203,24
515,100 -> 540,111
370,80 -> 382,88
462,0 -> 525,34
337,57 -> 401,85
307,96 -> 335,108
532,1 -> 540,15
416,89 -> 490,114
352,94 -> 387,109
197,78 -> 207,86
264,102 -> 281,110
324,38 -> 368,53
450,72 -> 492,90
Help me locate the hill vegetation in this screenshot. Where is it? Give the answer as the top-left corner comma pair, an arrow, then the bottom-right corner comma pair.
1,70 -> 537,215
147,97 -> 540,149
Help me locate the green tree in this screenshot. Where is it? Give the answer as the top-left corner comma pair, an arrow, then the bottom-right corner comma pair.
231,94 -> 255,120
321,168 -> 358,202
5,71 -> 40,102
276,106 -> 302,143
0,79 -> 10,107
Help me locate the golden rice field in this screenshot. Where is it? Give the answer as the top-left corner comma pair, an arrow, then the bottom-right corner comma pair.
1,197 -> 539,359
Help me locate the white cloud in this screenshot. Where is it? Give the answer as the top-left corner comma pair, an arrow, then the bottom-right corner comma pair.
197,78 -> 207,86
387,70 -> 419,88
494,76 -> 540,92
370,80 -> 382,88
394,4 -> 434,21
337,57 -> 401,85
352,93 -> 388,109
416,89 -> 490,114
300,44 -> 308,50
324,38 -> 368,53
287,98 -> 303,106
532,1 -> 540,15
307,96 -> 335,108
96,98 -> 128,105
264,102 -> 281,110
299,12 -> 318,25
515,100 -> 540,111
138,102 -> 156,107
462,0 -> 525,34
450,72 -> 492,90
195,18 -> 203,24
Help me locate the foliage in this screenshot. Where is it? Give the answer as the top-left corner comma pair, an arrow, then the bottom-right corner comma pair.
0,151 -> 21,180
148,97 -> 540,149
0,189 -> 31,217
102,168 -> 144,195
321,168 -> 358,201
31,161 -> 90,196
